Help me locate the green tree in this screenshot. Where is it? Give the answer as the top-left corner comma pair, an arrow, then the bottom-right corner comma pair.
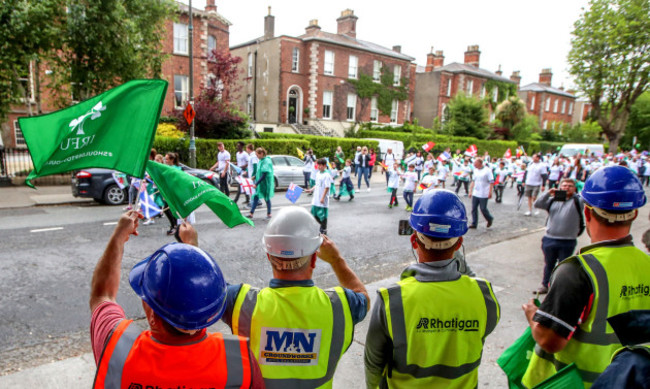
568,0 -> 650,152
510,114 -> 540,142
443,94 -> 488,139
0,0 -> 65,124
50,0 -> 175,104
621,91 -> 650,149
495,96 -> 527,130
565,121 -> 603,142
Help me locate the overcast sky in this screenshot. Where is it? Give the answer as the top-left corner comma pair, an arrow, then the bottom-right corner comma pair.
182,0 -> 590,90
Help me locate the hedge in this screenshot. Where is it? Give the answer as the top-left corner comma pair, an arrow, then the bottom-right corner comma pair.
257,133 -> 378,162
153,137 -> 309,170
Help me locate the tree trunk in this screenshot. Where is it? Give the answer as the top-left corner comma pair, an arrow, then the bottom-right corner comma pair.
602,110 -> 630,153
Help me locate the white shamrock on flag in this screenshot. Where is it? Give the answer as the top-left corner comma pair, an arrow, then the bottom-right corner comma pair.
68,101 -> 106,135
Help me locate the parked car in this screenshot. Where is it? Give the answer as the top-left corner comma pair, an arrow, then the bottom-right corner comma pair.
269,154 -> 306,189
178,163 -> 221,187
71,168 -> 127,205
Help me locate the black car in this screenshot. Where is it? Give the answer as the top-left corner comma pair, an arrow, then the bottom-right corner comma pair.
71,168 -> 127,205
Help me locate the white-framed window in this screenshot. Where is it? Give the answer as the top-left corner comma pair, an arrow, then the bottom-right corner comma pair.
322,91 -> 333,119
348,55 -> 358,79
543,120 -> 548,129
545,97 -> 551,112
568,102 -> 574,115
13,120 -> 26,147
553,99 -> 559,113
208,35 -> 217,55
370,97 -> 378,122
17,62 -> 35,103
247,53 -> 253,77
466,79 -> 474,96
393,65 -> 401,86
492,87 -> 498,102
324,50 -> 334,75
246,95 -> 253,115
292,48 -> 300,72
373,60 -> 382,82
441,103 -> 449,123
446,79 -> 452,96
490,111 -> 496,122
561,100 -> 566,114
174,75 -> 189,109
390,99 -> 398,123
346,93 -> 356,121
530,95 -> 536,110
481,84 -> 486,98
173,22 -> 189,55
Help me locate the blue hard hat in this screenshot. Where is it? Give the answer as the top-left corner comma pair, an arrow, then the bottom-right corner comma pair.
410,189 -> 468,238
581,165 -> 646,211
129,243 -> 227,330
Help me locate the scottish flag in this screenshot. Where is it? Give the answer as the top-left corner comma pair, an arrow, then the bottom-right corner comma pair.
285,183 -> 303,204
138,190 -> 162,219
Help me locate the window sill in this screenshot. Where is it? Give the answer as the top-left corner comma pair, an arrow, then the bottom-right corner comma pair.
173,52 -> 189,57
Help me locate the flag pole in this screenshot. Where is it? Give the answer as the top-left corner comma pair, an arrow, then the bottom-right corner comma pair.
188,0 -> 197,168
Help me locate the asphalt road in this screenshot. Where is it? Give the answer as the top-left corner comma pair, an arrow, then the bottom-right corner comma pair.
0,181 -> 562,375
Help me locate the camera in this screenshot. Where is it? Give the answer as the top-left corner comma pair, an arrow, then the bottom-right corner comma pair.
398,220 -> 413,235
554,190 -> 567,201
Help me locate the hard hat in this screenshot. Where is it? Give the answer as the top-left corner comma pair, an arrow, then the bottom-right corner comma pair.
410,189 -> 468,239
581,165 -> 646,211
129,243 -> 227,330
263,206 -> 323,258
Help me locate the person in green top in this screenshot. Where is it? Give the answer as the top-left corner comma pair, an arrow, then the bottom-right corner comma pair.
248,147 -> 274,220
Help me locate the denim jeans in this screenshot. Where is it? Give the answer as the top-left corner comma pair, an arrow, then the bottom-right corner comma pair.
303,171 -> 311,188
403,190 -> 414,207
357,166 -> 370,189
541,236 -> 577,287
250,196 -> 272,216
471,196 -> 493,226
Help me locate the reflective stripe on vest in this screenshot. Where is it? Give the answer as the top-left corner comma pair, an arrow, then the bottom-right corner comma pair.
232,284 -> 352,389
93,320 -> 251,389
381,276 -> 499,387
523,246 -> 650,387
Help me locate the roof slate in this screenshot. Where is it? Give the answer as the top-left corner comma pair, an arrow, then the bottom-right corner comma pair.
429,62 -> 515,84
519,82 -> 575,98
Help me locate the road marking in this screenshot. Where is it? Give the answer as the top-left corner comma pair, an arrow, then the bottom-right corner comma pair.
30,227 -> 64,233
103,222 -> 118,226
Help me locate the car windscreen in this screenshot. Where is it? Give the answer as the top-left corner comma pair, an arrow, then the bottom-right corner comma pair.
271,156 -> 288,166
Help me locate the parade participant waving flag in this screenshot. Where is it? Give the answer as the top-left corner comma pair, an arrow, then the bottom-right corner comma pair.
504,148 -> 512,159
465,144 -> 478,157
146,161 -> 253,228
18,80 -> 167,188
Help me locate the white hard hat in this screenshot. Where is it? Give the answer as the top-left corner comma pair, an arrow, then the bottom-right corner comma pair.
263,206 -> 323,258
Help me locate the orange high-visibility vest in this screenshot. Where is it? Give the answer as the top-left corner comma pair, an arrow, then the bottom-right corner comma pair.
94,320 -> 253,389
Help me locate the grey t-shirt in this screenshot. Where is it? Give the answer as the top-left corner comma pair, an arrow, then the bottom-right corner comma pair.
534,191 -> 583,240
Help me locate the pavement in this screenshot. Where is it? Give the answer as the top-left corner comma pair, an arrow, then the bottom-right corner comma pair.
1,177 -> 649,387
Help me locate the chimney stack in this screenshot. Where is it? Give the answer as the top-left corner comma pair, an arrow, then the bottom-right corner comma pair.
205,0 -> 216,13
425,47 -> 435,72
495,65 -> 502,76
392,45 -> 401,53
464,45 -> 480,68
510,71 -> 521,86
539,68 -> 553,86
305,19 -> 321,35
336,9 -> 358,38
264,6 -> 274,40
433,50 -> 444,69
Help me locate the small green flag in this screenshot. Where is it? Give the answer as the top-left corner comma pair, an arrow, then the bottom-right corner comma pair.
19,79 -> 168,188
145,161 -> 253,228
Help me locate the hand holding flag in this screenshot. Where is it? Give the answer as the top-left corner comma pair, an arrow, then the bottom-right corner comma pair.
465,144 -> 478,157
504,148 -> 512,159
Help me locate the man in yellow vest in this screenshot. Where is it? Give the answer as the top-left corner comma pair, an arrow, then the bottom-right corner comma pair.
222,206 -> 370,388
364,189 -> 501,388
521,165 -> 650,387
90,211 -> 264,388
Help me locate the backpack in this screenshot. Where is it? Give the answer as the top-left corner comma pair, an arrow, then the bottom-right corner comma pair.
546,196 -> 585,236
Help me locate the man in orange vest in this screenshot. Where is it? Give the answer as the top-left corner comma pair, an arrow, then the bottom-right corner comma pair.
90,211 -> 264,388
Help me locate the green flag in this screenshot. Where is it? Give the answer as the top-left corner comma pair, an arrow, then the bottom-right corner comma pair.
145,161 -> 253,228
19,79 -> 168,188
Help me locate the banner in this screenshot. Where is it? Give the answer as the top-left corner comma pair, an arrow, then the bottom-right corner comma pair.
19,80 -> 168,188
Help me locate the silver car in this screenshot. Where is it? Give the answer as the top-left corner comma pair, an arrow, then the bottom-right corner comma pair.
269,154 -> 306,189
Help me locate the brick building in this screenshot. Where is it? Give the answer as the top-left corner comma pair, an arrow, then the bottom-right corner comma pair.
2,0 -> 230,148
518,69 -> 577,130
413,45 -> 518,129
230,8 -> 416,136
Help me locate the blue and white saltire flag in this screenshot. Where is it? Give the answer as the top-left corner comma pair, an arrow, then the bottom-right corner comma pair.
138,190 -> 162,219
285,182 -> 303,204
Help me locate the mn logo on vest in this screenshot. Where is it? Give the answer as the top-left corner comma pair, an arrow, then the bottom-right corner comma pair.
619,283 -> 650,299
259,327 -> 322,366
416,317 -> 480,333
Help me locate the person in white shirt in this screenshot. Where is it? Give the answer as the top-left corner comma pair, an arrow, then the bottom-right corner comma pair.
436,161 -> 449,188
383,148 -> 396,185
302,148 -> 316,188
401,164 -> 418,211
233,141 -> 250,205
547,158 -> 563,189
455,159 -> 472,196
334,159 -> 355,201
420,165 -> 438,192
524,154 -> 547,216
246,143 -> 258,180
354,146 -> 363,177
305,159 -> 333,234
387,162 -> 401,208
468,158 -> 494,229
413,151 -> 424,180
210,142 -> 231,196
493,161 -> 509,203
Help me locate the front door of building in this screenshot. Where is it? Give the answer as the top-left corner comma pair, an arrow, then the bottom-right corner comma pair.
288,90 -> 298,124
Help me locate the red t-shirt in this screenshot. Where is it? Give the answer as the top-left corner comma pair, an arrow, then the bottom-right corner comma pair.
90,301 -> 264,388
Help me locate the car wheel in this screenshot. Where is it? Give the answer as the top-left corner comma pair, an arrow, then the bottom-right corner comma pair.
103,184 -> 126,205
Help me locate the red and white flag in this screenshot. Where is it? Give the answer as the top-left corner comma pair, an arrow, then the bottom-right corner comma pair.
422,141 -> 435,152
504,148 -> 512,159
238,176 -> 256,196
465,144 -> 478,157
